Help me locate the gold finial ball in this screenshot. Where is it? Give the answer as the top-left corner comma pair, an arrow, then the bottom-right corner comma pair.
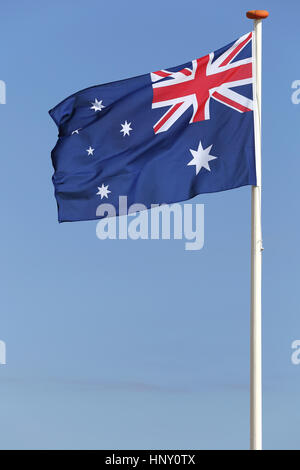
246,10 -> 269,20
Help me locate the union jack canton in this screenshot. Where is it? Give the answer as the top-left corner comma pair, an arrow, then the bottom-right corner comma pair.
152,32 -> 253,133
50,33 -> 256,222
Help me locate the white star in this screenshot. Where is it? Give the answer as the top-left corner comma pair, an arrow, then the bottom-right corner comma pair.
86,146 -> 94,156
71,128 -> 81,135
120,120 -> 133,137
187,140 -> 217,175
96,184 -> 111,199
90,99 -> 105,112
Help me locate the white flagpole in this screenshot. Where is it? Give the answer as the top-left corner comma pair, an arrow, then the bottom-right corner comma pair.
246,9 -> 268,451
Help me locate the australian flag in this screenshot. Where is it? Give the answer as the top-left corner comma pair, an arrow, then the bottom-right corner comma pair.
49,32 -> 256,222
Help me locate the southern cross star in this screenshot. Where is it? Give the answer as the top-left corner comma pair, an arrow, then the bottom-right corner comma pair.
71,128 -> 81,135
90,99 -> 105,112
120,120 -> 132,137
96,184 -> 111,199
188,140 -> 217,175
86,146 -> 94,156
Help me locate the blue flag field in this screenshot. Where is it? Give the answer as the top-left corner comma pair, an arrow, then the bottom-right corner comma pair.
49,32 -> 256,222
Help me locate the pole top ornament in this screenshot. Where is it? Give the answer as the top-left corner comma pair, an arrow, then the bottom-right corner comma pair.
246,10 -> 269,20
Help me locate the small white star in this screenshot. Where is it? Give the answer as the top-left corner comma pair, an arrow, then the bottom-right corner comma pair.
96,184 -> 111,199
71,128 -> 81,135
86,146 -> 95,156
120,120 -> 133,136
90,99 -> 105,112
187,140 -> 217,175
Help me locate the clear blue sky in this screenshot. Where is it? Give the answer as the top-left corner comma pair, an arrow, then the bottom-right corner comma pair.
0,0 -> 299,450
